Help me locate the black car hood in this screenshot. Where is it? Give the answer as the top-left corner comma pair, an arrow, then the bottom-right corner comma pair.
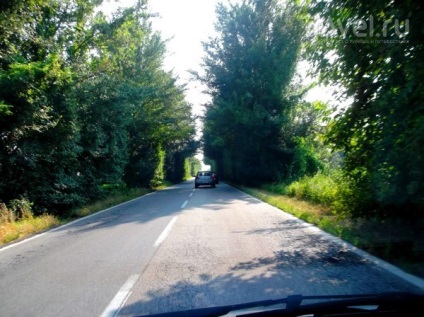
135,292 -> 424,317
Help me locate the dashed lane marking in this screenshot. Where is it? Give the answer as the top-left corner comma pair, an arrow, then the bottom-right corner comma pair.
100,274 -> 140,317
153,216 -> 178,248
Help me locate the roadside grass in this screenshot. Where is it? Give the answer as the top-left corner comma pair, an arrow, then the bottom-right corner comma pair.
70,187 -> 153,219
233,183 -> 424,279
0,214 -> 60,245
0,182 -> 175,247
153,180 -> 175,190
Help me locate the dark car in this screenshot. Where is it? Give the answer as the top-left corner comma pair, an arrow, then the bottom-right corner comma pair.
195,171 -> 216,188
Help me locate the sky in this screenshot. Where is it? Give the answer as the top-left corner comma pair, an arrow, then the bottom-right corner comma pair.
147,0 -> 220,116
101,0 -> 336,166
146,0 -> 337,108
102,0 -> 222,118
102,0 -> 335,112
146,0 -> 223,168
101,0 -> 225,167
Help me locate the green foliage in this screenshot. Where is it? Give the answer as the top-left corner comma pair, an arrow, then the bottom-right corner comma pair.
71,186 -> 151,219
0,198 -> 35,223
183,158 -> 192,180
286,170 -> 365,217
0,0 -> 197,215
289,136 -> 323,180
9,198 -> 34,220
200,0 -> 307,184
287,172 -> 338,206
261,183 -> 288,195
308,0 -> 424,217
188,157 -> 202,177
150,145 -> 166,187
287,101 -> 332,179
0,213 -> 60,245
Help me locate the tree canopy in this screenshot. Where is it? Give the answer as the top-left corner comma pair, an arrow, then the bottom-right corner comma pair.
199,0 -> 309,184
308,0 -> 424,216
0,0 -> 198,214
200,0 -> 423,218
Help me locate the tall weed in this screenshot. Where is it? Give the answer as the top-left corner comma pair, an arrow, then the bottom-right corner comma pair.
0,202 -> 15,223
286,171 -> 354,216
10,198 -> 34,220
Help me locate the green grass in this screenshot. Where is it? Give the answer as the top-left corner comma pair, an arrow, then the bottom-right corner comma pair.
153,180 -> 175,190
0,183 -> 174,246
70,187 -> 153,218
0,214 -> 60,245
233,183 -> 424,279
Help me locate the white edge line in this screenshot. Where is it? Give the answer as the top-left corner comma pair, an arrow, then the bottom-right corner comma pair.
181,200 -> 188,209
227,183 -> 424,291
154,216 -> 178,248
0,180 -> 194,253
308,225 -> 424,291
0,193 -> 150,253
100,274 -> 140,317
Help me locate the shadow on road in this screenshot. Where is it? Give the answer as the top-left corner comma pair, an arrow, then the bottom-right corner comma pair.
51,180 -> 262,236
118,231 -> 421,316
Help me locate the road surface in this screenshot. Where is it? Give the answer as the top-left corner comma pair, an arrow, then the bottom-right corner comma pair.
0,180 -> 423,316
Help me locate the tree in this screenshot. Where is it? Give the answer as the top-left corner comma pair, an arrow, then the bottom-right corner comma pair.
199,0 -> 306,184
0,0 -> 94,212
0,0 -> 198,215
188,157 -> 202,177
308,0 -> 424,217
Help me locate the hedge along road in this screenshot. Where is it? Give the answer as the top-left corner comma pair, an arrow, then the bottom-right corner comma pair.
0,180 -> 423,317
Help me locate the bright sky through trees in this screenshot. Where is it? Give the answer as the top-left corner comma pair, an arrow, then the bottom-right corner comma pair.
103,1 -> 334,116
2,0 -> 422,226
101,0 -> 333,169
102,0 -> 221,117
148,0 -> 219,114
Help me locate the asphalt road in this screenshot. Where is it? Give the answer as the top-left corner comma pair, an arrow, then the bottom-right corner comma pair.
1,180 -> 423,317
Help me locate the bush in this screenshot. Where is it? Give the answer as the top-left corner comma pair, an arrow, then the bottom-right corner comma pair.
9,198 -> 34,220
287,172 -> 335,204
286,171 -> 355,216
261,183 -> 288,195
0,198 -> 36,224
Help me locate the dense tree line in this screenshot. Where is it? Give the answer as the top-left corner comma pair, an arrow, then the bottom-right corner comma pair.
201,0 -> 423,219
187,157 -> 202,177
199,0 -> 319,185
0,0 -> 197,215
308,0 -> 424,217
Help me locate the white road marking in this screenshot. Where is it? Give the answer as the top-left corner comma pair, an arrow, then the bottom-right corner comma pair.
100,274 -> 140,317
0,191 -> 156,253
228,183 -> 424,291
154,216 -> 178,248
189,193 -> 193,197
0,180 -> 195,253
181,200 -> 188,209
